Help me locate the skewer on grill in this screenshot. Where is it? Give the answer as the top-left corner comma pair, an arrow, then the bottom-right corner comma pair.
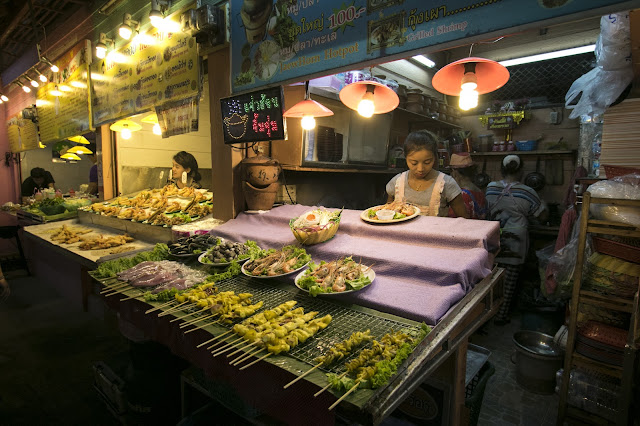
211,337 -> 244,356
197,330 -> 233,348
314,372 -> 347,397
179,313 -> 217,328
157,301 -> 191,316
183,319 -> 221,334
120,292 -> 143,302
328,381 -> 361,411
238,352 -> 271,370
230,347 -> 263,366
283,362 -> 323,389
169,307 -> 208,322
145,300 -> 177,314
226,341 -> 259,358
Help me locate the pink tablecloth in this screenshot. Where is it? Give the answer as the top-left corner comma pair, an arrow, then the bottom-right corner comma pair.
211,205 -> 500,325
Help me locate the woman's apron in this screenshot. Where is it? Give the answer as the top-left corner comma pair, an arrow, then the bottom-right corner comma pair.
394,171 -> 445,216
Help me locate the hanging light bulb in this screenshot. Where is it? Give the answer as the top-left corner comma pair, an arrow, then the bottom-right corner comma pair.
35,69 -> 48,82
431,57 -> 509,112
121,128 -> 132,139
153,123 -> 162,135
150,0 -> 172,29
41,57 -> 59,73
60,152 -> 82,161
1,94 -> 9,102
95,33 -> 113,60
339,80 -> 399,118
25,75 -> 39,88
110,119 -> 141,140
357,86 -> 376,118
283,81 -> 333,131
119,13 -> 139,40
16,81 -> 31,93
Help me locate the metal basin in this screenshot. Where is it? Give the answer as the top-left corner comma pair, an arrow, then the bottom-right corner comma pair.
512,330 -> 564,394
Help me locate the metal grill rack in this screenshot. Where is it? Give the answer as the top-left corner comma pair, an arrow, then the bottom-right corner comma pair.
214,275 -> 423,373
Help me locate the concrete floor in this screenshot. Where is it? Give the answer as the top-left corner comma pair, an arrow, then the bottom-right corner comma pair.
0,268 -> 563,426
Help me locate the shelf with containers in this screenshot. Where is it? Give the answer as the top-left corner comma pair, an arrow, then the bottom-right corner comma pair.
556,192 -> 640,425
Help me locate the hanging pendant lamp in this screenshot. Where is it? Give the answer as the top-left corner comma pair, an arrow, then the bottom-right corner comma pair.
110,119 -> 142,140
339,80 -> 399,118
60,152 -> 82,161
67,146 -> 93,155
283,81 -> 333,130
67,135 -> 90,144
431,57 -> 509,111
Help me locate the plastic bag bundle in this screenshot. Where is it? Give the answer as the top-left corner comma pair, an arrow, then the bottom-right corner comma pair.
565,12 -> 632,119
587,174 -> 640,226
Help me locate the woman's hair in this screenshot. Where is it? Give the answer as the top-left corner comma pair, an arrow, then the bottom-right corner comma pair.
500,154 -> 523,177
173,151 -> 201,182
403,130 -> 439,164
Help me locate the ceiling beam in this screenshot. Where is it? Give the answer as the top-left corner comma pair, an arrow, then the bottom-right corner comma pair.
0,4 -> 30,48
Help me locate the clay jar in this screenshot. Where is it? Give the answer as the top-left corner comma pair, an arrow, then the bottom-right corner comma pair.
243,182 -> 279,211
242,155 -> 281,186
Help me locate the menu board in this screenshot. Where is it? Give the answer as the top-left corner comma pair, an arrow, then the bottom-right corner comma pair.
36,40 -> 92,144
7,111 -> 39,152
91,30 -> 201,127
220,86 -> 285,144
230,0 -> 630,92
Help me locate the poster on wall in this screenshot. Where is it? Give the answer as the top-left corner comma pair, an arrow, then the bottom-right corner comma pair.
155,96 -> 200,138
230,0 -> 631,92
6,111 -> 39,152
91,29 -> 201,127
36,40 -> 92,144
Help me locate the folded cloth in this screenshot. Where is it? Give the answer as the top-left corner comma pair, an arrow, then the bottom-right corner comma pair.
210,204 -> 500,325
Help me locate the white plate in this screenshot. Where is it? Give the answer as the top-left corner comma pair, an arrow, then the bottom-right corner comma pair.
294,264 -> 375,296
360,205 -> 420,224
198,251 -> 251,267
241,260 -> 309,279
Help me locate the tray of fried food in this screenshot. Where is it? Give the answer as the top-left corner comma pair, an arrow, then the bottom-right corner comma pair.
78,234 -> 134,250
50,224 -> 93,244
186,202 -> 212,217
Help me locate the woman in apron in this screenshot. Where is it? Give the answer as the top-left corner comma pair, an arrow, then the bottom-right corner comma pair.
385,130 -> 468,218
448,152 -> 488,219
485,155 -> 547,325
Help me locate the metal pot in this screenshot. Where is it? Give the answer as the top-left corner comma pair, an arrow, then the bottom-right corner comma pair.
512,331 -> 563,394
474,158 -> 491,189
524,157 -> 546,191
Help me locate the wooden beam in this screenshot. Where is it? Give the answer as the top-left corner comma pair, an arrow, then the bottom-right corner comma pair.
0,4 -> 29,48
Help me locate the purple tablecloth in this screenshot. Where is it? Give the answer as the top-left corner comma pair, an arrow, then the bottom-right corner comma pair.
212,205 -> 500,325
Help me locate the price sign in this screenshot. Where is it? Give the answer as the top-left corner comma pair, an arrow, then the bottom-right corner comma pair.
220,86 -> 285,144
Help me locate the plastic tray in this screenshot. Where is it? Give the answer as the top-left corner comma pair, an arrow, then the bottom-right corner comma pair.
592,236 -> 640,264
466,343 -> 491,387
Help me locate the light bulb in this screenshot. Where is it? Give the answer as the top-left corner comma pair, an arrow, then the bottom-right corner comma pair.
357,91 -> 375,118
29,79 -> 39,88
459,88 -> 479,111
153,123 -> 162,135
38,74 -> 47,82
149,10 -> 164,28
95,45 -> 107,59
1,95 -> 8,102
121,128 -> 132,139
300,115 -> 316,130
22,85 -> 31,93
50,88 -> 62,96
119,25 -> 133,40
50,64 -> 59,73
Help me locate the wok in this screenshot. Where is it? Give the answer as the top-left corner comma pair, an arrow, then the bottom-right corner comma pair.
474,158 -> 491,189
524,157 -> 546,191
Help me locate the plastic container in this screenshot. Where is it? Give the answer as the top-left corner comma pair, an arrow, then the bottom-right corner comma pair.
376,209 -> 396,220
515,140 -> 538,151
602,164 -> 640,179
592,236 -> 640,263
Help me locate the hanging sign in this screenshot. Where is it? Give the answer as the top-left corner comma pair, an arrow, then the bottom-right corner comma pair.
220,86 -> 285,144
156,95 -> 200,138
36,40 -> 92,144
7,111 -> 39,152
91,30 -> 200,127
230,0 -> 631,92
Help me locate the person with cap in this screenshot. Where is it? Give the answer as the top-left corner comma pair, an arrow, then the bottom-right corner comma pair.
448,152 -> 487,219
21,167 -> 55,200
485,154 -> 548,325
386,130 -> 468,218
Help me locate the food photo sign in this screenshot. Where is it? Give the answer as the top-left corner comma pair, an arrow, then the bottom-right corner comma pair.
220,85 -> 285,143
230,0 -> 631,92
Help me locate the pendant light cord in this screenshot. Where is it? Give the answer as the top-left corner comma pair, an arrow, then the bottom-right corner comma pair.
469,36 -> 506,57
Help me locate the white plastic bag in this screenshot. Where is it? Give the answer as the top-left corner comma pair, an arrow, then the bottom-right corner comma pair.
565,11 -> 632,119
587,174 -> 640,226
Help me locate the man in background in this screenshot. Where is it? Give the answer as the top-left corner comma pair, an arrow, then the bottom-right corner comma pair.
21,167 -> 55,199
87,143 -> 99,196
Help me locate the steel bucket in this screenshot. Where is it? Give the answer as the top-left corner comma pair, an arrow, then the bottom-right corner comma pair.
512,330 -> 564,394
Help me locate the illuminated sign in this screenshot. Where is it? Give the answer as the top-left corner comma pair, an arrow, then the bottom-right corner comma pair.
220,86 -> 285,144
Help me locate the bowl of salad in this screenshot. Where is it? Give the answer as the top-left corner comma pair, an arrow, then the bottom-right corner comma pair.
290,208 -> 342,245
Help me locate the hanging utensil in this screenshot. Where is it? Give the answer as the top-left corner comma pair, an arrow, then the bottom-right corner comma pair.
474,158 -> 491,189
524,157 -> 546,191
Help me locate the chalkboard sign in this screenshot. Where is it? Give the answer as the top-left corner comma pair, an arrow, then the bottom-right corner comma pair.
220,86 -> 285,144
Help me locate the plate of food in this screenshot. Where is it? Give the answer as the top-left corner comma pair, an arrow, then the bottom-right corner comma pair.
361,202 -> 420,224
198,240 -> 259,266
294,257 -> 375,297
290,208 -> 342,245
168,234 -> 221,259
241,245 -> 310,278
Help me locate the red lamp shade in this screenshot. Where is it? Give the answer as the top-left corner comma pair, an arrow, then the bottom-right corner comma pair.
283,99 -> 333,117
339,81 -> 399,115
431,57 -> 510,96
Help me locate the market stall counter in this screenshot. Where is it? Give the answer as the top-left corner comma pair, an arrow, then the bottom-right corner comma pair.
98,205 -> 503,424
22,219 -> 156,310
